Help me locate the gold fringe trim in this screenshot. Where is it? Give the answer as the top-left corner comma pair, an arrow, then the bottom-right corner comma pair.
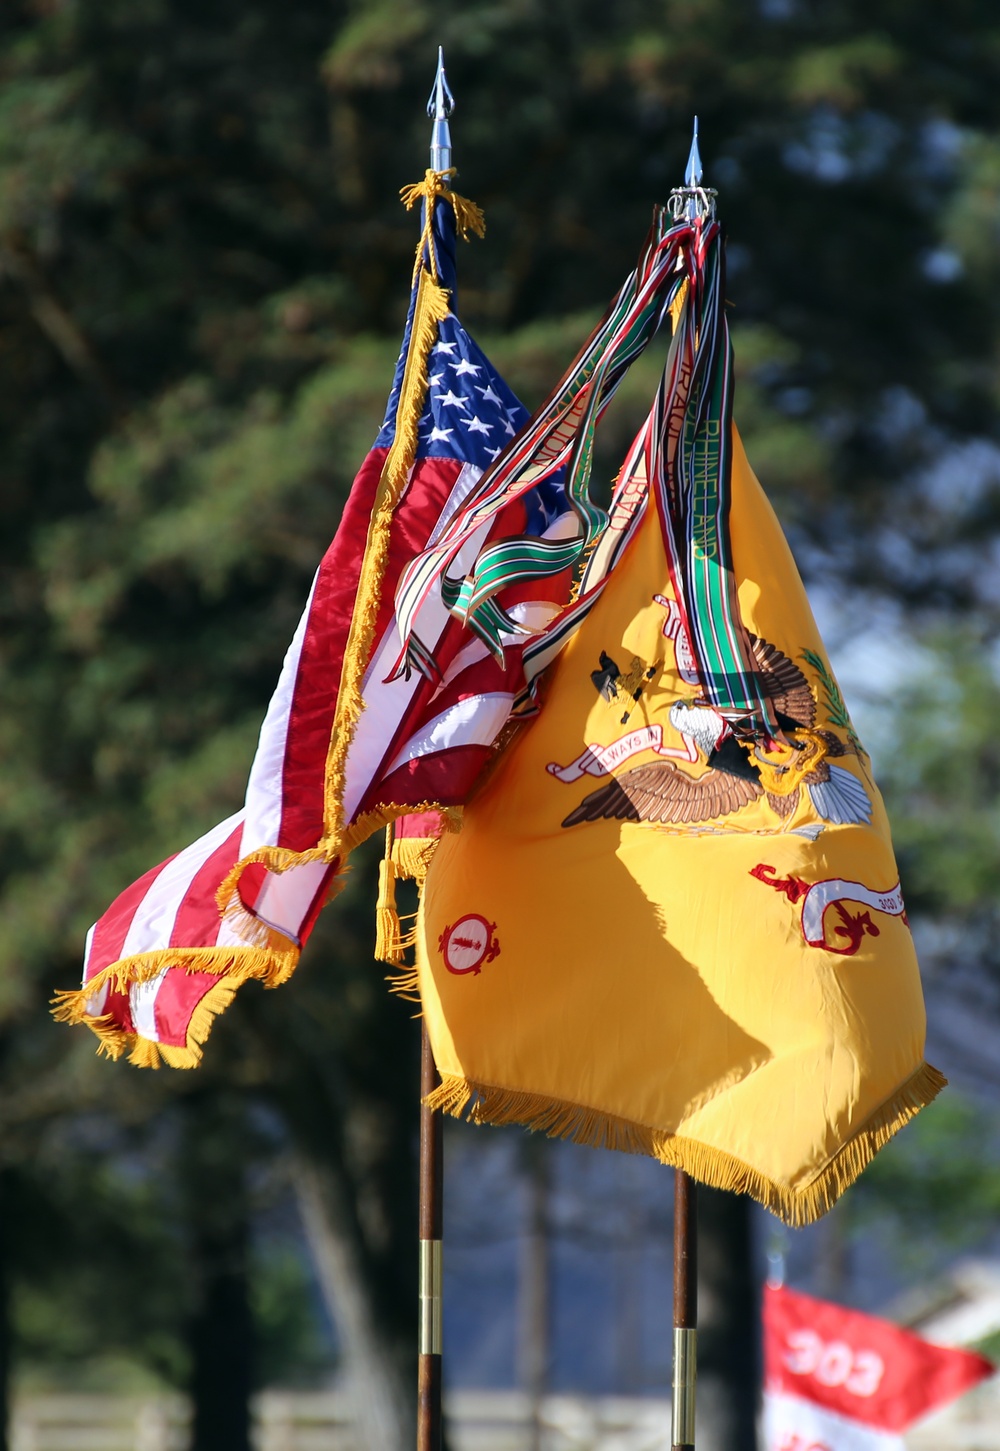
51,943 -> 297,1017
215,842 -> 332,923
424,1061 -> 948,1228
390,834 -> 444,883
51,943 -> 295,1069
320,177 -> 478,852
214,178 -> 479,936
400,169 -> 486,261
318,267 -> 449,852
341,801 -> 462,861
385,964 -> 422,1004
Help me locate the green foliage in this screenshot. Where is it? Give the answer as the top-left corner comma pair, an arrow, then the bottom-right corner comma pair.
856,1093 -> 1000,1246
877,634 -> 1000,913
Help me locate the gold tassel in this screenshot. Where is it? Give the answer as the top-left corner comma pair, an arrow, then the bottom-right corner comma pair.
375,828 -> 405,965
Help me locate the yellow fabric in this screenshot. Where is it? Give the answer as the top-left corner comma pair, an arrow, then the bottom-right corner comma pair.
416,427 -> 943,1226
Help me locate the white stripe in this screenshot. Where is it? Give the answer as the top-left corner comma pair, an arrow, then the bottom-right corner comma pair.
118,812 -> 244,960
425,462 -> 485,546
252,859 -> 331,943
384,692 -> 514,776
82,923 -> 96,980
81,925 -> 110,1014
340,504 -> 493,823
763,1390 -> 904,1450
434,598 -> 563,692
240,571 -> 319,854
129,968 -> 170,1044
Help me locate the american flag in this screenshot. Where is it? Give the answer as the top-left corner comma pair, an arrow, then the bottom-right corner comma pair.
57,185 -> 573,1067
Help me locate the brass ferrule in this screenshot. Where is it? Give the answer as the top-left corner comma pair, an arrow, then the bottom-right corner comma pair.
419,1239 -> 443,1356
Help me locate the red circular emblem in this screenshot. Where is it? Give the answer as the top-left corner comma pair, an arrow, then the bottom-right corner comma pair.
438,914 -> 501,976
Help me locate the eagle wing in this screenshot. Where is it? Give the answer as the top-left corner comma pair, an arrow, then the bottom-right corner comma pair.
562,760 -> 761,828
750,636 -> 816,728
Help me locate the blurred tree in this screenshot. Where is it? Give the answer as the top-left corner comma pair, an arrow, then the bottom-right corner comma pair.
0,1 -> 998,1448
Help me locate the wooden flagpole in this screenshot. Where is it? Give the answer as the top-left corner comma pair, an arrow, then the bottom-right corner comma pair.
418,1022 -> 444,1451
672,1168 -> 698,1451
667,123 -> 714,1451
416,50 -> 453,1451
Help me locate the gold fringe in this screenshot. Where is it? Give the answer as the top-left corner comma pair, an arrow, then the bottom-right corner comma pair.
51,944 -> 298,1022
53,948 -> 288,1071
88,175 -> 486,1068
389,834 -> 443,884
215,842 -> 332,922
399,169 -> 486,253
341,801 -> 462,861
424,1061 -> 948,1228
320,265 -> 450,852
213,178 -> 482,948
385,964 -> 422,1004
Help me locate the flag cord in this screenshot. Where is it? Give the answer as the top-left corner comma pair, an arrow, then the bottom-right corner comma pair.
672,1168 -> 698,1450
418,1024 -> 444,1451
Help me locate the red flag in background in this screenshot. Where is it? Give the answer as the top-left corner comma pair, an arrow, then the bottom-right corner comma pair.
763,1283 -> 994,1450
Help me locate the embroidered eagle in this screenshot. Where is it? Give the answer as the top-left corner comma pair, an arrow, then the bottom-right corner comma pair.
562,638 -> 871,830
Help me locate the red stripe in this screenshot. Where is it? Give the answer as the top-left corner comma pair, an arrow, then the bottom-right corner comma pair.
86,854 -> 179,981
153,970 -> 221,1049
367,743 -> 493,812
169,824 -> 244,948
277,451 -> 465,853
103,985 -> 135,1036
352,642 -> 522,823
394,811 -> 445,840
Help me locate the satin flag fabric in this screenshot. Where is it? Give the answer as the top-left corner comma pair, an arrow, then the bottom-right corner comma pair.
417,425 -> 944,1225
763,1283 -> 993,1446
55,180 -> 572,1067
57,191 -> 688,1068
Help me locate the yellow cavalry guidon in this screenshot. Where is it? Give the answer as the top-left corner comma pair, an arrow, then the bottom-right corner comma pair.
416,424 -> 944,1227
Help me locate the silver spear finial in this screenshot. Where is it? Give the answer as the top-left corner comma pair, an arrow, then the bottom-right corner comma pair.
684,115 -> 703,188
427,46 -> 455,174
669,116 -> 718,223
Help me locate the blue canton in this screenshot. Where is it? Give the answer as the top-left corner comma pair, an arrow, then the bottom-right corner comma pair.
373,197 -> 566,535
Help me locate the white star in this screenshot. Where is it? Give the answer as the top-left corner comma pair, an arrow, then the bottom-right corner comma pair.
464,415 -> 492,436
502,417 -> 516,435
427,426 -> 454,442
485,446 -> 502,460
476,384 -> 503,407
432,340 -> 457,355
428,371 -> 444,386
437,389 -> 469,409
451,358 -> 482,377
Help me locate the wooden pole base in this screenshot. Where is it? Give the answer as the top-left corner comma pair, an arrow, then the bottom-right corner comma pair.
417,1024 -> 443,1451
672,1168 -> 698,1450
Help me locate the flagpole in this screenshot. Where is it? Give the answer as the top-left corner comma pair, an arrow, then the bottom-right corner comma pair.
416,47 -> 453,1451
418,1022 -> 444,1451
672,1168 -> 698,1450
668,121 -> 713,1451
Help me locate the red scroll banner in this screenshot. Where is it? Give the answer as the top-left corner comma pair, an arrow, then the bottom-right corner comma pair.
763,1284 -> 994,1451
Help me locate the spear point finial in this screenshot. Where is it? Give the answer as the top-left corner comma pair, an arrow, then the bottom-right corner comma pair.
427,47 -> 454,174
684,116 -> 703,188
669,115 -> 717,223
